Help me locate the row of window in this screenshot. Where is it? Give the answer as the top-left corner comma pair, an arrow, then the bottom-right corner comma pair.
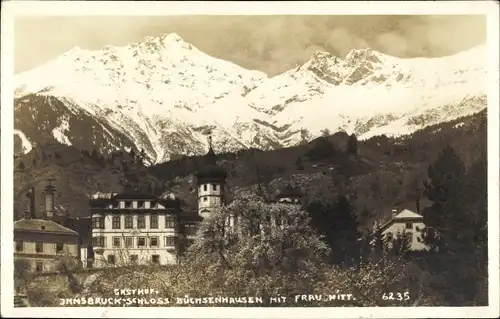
200,184 -> 219,192
119,200 -> 158,209
105,239 -> 196,265
106,254 -> 159,265
15,241 -> 64,253
93,236 -> 176,248
92,215 -> 176,230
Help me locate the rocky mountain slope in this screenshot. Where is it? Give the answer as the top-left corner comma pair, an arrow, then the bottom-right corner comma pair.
14,33 -> 487,164
14,110 -> 487,225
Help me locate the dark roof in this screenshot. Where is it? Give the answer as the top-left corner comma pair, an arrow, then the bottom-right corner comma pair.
196,164 -> 227,181
14,218 -> 79,235
112,192 -> 159,200
276,184 -> 303,199
89,198 -> 114,208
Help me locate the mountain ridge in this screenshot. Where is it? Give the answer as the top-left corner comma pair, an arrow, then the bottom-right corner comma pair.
14,33 -> 487,164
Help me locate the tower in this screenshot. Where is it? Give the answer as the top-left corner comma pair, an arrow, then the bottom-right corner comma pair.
196,135 -> 227,219
43,179 -> 56,218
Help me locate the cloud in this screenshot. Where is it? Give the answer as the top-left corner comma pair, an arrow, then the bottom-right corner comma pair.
14,15 -> 486,76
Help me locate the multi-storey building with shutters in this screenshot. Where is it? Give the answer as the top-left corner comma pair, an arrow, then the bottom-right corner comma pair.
90,138 -> 227,267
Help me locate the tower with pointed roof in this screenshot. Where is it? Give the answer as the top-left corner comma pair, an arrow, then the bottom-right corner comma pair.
196,135 -> 227,219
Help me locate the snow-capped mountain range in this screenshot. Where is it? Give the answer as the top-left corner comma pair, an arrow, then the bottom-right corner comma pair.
14,33 -> 487,164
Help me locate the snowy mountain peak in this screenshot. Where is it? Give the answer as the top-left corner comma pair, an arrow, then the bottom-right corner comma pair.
14,37 -> 487,164
162,32 -> 185,43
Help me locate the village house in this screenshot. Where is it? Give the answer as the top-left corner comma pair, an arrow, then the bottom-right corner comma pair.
14,214 -> 81,274
379,208 -> 428,251
14,182 -> 86,274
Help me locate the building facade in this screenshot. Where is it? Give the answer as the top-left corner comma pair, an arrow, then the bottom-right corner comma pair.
90,192 -> 184,267
14,215 -> 81,273
87,140 -> 232,268
379,209 -> 428,251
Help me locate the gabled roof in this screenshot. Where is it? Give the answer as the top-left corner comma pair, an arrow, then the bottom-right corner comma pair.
394,209 -> 423,220
378,209 -> 423,233
14,218 -> 79,236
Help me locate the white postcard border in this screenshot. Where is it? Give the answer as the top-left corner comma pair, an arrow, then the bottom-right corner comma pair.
1,1 -> 499,318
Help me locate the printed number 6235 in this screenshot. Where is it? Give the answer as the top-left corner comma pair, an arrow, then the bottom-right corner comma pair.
382,292 -> 410,301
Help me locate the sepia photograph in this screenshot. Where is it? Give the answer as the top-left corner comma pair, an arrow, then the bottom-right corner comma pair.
1,1 -> 499,318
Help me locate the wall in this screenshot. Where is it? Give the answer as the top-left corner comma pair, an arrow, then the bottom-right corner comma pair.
14,231 -> 80,272
382,219 -> 427,251
198,182 -> 222,215
92,212 -> 179,267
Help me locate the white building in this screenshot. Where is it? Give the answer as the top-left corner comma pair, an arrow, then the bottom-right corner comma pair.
379,209 -> 428,251
90,192 -> 184,267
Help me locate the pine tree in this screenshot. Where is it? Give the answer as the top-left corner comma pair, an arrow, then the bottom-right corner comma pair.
306,195 -> 360,266
390,231 -> 411,257
422,146 -> 466,253
330,195 -> 361,265
347,134 -> 358,156
370,223 -> 386,262
138,149 -> 147,166
421,146 -> 487,305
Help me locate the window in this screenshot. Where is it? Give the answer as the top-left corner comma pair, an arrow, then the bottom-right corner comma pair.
124,216 -> 133,229
92,216 -> 105,229
113,237 -> 121,248
151,255 -> 160,264
164,236 -> 175,247
35,261 -> 44,272
212,184 -> 217,191
203,185 -> 207,191
124,237 -> 133,248
15,241 -> 23,252
165,216 -> 175,228
150,214 -> 158,229
151,201 -> 157,209
92,236 -> 106,248
107,254 -> 116,265
138,200 -> 144,209
56,243 -> 64,253
150,237 -> 159,247
125,201 -> 132,209
405,222 -> 412,229
203,197 -> 207,202
137,216 -> 145,229
130,255 -> 138,264
386,232 -> 393,241
35,242 -> 43,253
137,237 -> 146,247
112,216 -> 121,229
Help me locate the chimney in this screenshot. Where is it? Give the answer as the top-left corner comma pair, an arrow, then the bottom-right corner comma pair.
25,187 -> 36,219
416,198 -> 421,214
43,180 -> 56,218
391,209 -> 398,219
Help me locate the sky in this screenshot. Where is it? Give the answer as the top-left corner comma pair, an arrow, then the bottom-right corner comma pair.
14,15 -> 486,76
